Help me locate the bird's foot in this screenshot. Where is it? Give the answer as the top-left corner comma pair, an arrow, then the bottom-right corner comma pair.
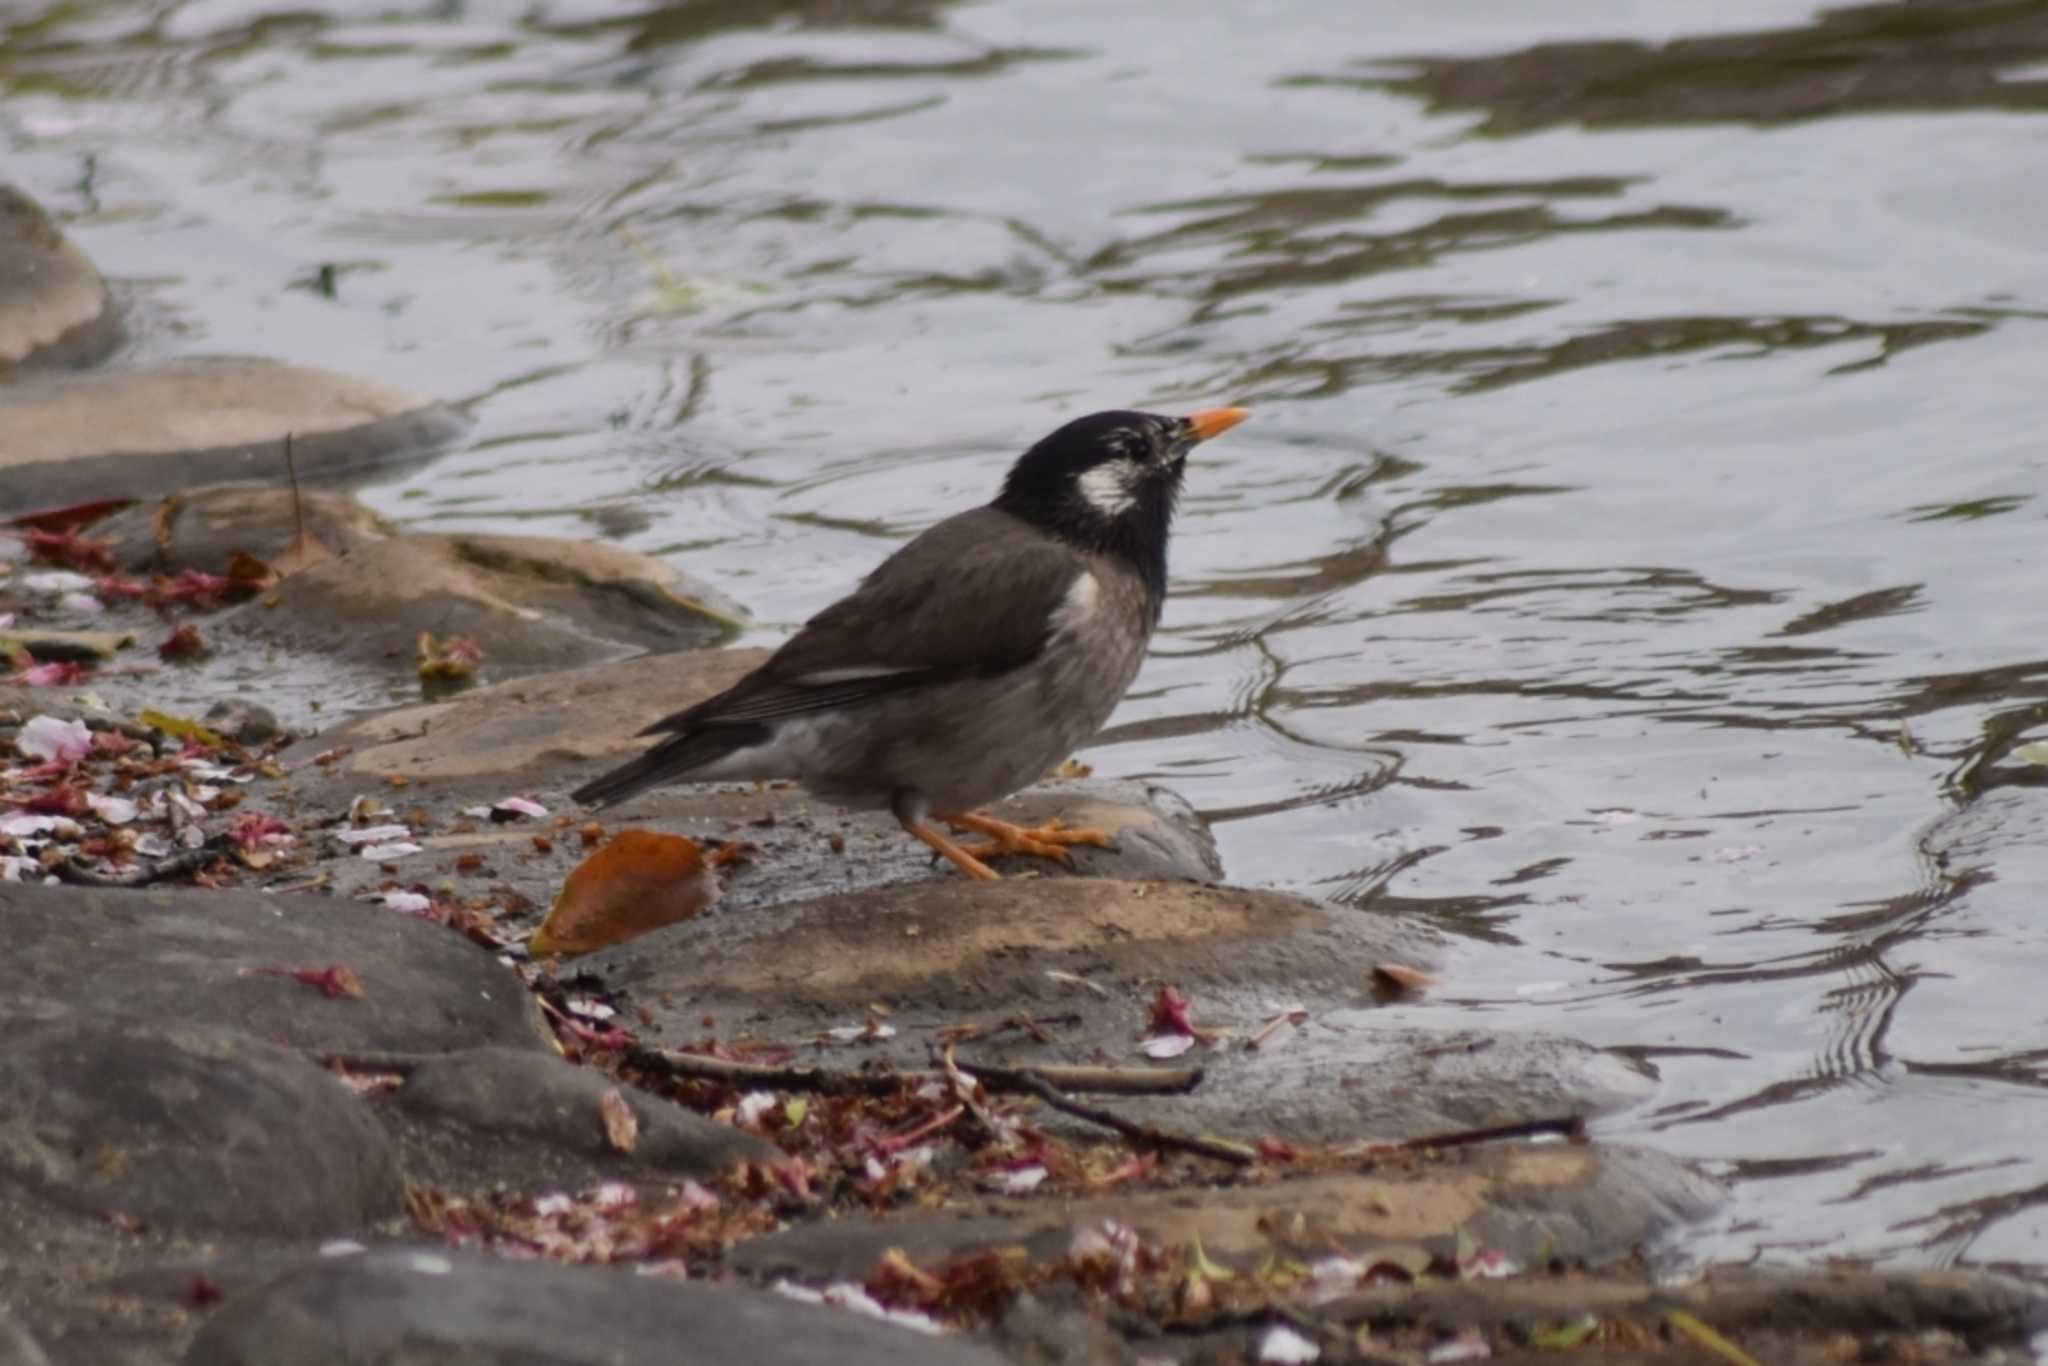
904,821 -> 1000,881
944,811 -> 1113,864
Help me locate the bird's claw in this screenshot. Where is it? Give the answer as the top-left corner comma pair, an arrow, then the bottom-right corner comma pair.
946,814 -> 1112,864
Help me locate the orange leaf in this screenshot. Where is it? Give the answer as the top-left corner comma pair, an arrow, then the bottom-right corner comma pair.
530,829 -> 720,958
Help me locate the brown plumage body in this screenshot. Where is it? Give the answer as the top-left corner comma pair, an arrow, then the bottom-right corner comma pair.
572,407 -> 1247,878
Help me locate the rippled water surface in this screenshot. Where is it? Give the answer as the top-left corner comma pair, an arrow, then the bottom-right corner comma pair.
9,0 -> 2048,1271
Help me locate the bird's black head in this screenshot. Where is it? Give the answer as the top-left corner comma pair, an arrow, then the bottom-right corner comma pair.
993,407 -> 1246,611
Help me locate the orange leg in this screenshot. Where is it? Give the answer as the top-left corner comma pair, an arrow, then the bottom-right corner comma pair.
941,810 -> 1113,865
903,820 -> 1000,881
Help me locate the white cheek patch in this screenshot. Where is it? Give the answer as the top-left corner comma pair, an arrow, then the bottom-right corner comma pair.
1076,460 -> 1141,517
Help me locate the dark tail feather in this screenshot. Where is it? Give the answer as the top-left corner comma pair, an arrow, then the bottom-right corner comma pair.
569,724 -> 767,809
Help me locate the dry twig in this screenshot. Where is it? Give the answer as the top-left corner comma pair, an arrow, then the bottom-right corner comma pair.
628,1047 -> 1202,1098
1006,1069 -> 1256,1167
56,834 -> 232,889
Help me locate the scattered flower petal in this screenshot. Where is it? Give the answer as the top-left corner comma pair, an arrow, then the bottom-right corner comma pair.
334,824 -> 410,845
17,715 -> 93,764
1427,1329 -> 1491,1363
983,1165 -> 1046,1195
1140,1034 -> 1195,1059
1259,1325 -> 1321,1363
360,842 -> 423,861
85,793 -> 137,825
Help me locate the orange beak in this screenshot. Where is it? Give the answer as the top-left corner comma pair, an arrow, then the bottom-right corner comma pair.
1185,407 -> 1250,442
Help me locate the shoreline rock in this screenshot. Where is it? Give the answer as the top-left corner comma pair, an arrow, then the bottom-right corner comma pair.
0,184 -> 121,370
0,357 -> 468,513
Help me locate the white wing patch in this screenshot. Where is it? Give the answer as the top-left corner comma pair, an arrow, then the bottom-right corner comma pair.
1076,460 -> 1141,517
787,664 -> 923,686
1051,570 -> 1100,633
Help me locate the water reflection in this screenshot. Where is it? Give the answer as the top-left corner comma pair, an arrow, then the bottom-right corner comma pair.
1362,0 -> 2048,131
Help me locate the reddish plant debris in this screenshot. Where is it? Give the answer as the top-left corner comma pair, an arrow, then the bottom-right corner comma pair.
24,527 -> 115,573
157,623 -> 208,661
1148,985 -> 1197,1037
227,810 -> 294,852
182,1273 -> 226,1308
9,498 -> 134,533
242,963 -> 366,1000
407,1179 -> 773,1267
21,784 -> 92,816
93,568 -> 256,612
7,660 -> 92,687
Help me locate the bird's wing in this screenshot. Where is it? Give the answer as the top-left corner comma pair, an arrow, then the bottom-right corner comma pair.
639,507 -> 1087,734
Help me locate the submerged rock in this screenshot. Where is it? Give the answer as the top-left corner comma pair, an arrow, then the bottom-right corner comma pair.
0,357 -> 466,514
0,184 -> 120,370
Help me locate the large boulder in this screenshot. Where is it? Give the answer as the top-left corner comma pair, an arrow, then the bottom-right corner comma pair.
0,185 -> 120,370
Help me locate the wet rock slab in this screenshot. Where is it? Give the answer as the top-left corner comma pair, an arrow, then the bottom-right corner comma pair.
0,184 -> 120,370
0,1002 -> 403,1237
1188,1266 -> 2046,1365
284,645 -> 1224,907
733,1140 -> 1718,1280
94,481 -> 395,574
10,883 -> 549,1056
385,1045 -> 778,1191
183,1246 -> 1011,1366
281,646 -> 772,786
227,531 -> 743,674
583,875 -> 1651,1145
0,356 -> 466,513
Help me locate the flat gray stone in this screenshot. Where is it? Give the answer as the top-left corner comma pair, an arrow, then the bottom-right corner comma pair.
731,1140 -> 1719,1281
182,1246 -> 1013,1366
0,357 -> 465,514
279,647 -> 771,789
0,185 -> 120,370
389,1046 -> 778,1186
93,481 -> 396,575
8,884 -> 551,1058
0,1305 -> 54,1366
0,1001 -> 402,1236
223,532 -> 744,677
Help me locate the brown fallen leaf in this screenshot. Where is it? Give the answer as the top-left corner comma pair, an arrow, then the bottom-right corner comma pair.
1371,962 -> 1436,997
530,829 -> 721,959
600,1087 -> 639,1154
